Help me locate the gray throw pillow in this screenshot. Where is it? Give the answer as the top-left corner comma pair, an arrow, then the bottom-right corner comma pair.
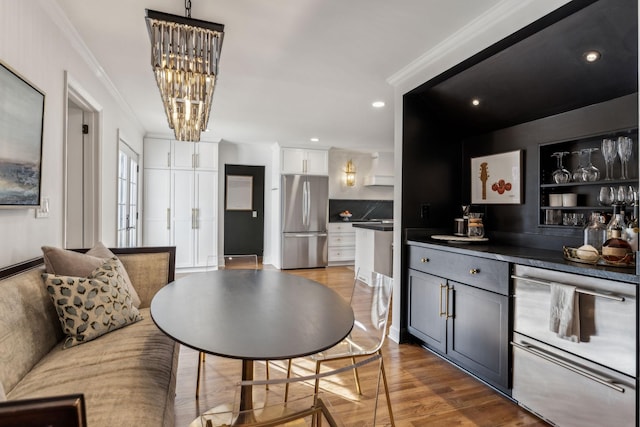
41,257 -> 143,348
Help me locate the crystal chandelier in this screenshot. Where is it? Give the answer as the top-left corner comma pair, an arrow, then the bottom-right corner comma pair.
145,2 -> 224,142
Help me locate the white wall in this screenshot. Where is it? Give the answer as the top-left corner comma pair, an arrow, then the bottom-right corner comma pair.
218,141 -> 275,265
0,1 -> 144,267
328,149 -> 393,200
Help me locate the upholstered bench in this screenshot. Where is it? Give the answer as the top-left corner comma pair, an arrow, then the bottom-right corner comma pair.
0,245 -> 178,427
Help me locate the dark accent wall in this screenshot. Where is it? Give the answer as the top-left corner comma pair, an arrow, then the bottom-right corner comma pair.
462,93 -> 638,250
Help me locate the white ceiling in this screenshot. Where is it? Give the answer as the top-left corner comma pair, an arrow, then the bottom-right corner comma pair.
54,0 -> 503,151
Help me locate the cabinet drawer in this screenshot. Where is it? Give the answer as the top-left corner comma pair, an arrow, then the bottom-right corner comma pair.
328,247 -> 355,261
408,245 -> 508,294
328,222 -> 354,233
328,233 -> 355,247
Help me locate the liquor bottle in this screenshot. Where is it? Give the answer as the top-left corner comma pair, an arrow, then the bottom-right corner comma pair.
583,212 -> 607,252
602,204 -> 633,262
625,202 -> 639,252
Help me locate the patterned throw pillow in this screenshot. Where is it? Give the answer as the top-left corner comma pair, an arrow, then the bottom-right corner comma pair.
41,257 -> 143,348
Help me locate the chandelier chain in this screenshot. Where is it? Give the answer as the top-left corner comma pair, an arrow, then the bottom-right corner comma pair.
185,0 -> 192,18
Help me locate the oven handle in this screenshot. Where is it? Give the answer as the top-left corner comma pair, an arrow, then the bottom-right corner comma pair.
511,275 -> 625,302
511,341 -> 626,393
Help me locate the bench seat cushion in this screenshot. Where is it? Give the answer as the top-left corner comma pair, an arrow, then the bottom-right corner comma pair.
6,308 -> 179,427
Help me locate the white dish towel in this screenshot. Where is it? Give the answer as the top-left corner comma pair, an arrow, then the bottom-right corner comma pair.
549,282 -> 580,343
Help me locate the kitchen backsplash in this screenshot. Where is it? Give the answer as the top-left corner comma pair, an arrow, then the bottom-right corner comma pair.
329,199 -> 393,222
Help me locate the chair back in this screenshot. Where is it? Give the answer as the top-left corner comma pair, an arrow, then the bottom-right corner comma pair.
222,254 -> 258,270
348,271 -> 393,354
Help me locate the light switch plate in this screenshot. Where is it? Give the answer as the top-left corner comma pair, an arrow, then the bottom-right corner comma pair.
35,197 -> 49,218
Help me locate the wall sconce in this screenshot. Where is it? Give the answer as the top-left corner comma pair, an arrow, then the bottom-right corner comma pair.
345,159 -> 356,187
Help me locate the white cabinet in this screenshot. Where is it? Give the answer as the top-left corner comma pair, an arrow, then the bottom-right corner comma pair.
144,138 -> 218,171
281,148 -> 328,175
328,222 -> 357,265
355,227 -> 393,282
143,138 -> 218,270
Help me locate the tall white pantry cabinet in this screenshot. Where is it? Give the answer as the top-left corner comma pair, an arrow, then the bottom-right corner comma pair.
143,138 -> 218,270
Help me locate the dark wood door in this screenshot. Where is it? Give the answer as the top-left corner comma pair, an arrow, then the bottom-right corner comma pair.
224,164 -> 265,256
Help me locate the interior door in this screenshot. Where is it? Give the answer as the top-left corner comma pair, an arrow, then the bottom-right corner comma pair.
224,164 -> 265,257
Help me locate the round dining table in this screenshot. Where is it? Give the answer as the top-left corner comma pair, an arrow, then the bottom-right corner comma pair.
150,269 -> 354,414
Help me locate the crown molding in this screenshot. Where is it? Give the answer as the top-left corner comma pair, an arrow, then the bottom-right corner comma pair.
41,0 -> 144,134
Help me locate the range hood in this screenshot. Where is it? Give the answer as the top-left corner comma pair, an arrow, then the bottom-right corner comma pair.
364,152 -> 394,187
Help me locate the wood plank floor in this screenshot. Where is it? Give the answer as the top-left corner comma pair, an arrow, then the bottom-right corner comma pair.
174,266 -> 548,426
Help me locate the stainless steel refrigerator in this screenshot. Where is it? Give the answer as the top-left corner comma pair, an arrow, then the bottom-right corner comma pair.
281,174 -> 328,269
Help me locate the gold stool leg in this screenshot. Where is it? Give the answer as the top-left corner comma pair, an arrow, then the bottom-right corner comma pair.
196,351 -> 205,399
351,356 -> 362,395
265,360 -> 270,390
285,359 -> 293,402
379,351 -> 395,427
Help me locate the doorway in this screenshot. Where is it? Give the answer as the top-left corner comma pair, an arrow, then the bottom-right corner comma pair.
224,165 -> 265,258
64,78 -> 100,249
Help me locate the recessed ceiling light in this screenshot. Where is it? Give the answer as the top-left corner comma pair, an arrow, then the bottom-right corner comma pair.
471,98 -> 481,107
583,50 -> 601,63
372,101 -> 385,108
310,137 -> 319,142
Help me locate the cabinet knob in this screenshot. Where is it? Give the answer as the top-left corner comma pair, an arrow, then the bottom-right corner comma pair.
421,257 -> 429,263
469,268 -> 479,275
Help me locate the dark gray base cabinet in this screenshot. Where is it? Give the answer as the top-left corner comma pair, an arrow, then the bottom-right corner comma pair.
407,246 -> 510,394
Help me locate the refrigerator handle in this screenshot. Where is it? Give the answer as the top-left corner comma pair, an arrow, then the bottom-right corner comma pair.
303,180 -> 309,228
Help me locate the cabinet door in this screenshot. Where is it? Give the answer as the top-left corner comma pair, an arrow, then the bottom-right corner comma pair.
305,149 -> 328,175
143,168 -> 171,245
407,270 -> 447,354
171,170 -> 195,268
281,148 -> 305,174
144,138 -> 171,169
195,142 -> 218,170
446,281 -> 510,392
355,228 -> 374,283
172,141 -> 195,169
194,171 -> 217,267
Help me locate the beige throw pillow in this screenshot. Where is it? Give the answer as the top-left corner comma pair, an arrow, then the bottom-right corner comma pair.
42,242 -> 141,308
41,257 -> 142,348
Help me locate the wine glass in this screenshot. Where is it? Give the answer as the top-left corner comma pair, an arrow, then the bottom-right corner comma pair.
617,136 -> 633,180
598,186 -> 614,206
601,138 -> 618,180
551,151 -> 571,184
581,148 -> 600,182
571,151 -> 585,182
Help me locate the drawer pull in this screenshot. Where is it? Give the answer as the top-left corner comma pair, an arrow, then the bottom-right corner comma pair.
421,257 -> 429,263
511,275 -> 625,302
511,341 -> 625,393
469,268 -> 479,275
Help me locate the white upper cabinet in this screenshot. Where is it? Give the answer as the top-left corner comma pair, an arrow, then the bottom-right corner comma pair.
144,139 -> 218,170
281,148 -> 328,175
172,141 -> 218,170
144,138 -> 172,169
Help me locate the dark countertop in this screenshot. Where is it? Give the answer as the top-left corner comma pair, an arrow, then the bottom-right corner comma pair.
406,229 -> 639,283
352,222 -> 393,232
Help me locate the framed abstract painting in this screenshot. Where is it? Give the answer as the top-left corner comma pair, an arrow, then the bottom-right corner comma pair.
0,62 -> 45,208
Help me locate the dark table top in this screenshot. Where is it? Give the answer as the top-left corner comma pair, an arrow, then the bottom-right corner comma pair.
150,269 -> 355,360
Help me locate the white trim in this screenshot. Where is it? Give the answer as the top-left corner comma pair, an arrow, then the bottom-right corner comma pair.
63,71 -> 103,248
